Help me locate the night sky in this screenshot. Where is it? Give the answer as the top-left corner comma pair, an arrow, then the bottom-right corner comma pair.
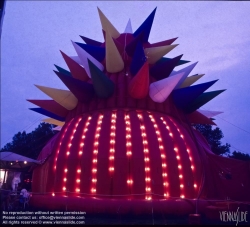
1,1 -> 250,155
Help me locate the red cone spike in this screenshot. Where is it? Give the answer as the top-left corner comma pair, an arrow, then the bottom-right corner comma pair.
27,100 -> 68,118
128,62 -> 149,99
60,51 -> 89,81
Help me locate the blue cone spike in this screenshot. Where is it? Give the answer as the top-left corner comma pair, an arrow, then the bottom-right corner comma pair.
54,70 -> 94,103
80,35 -> 102,46
54,65 -> 72,77
156,57 -> 190,66
125,31 -> 144,57
150,55 -> 183,81
133,7 -> 157,42
130,42 -> 147,76
75,42 -> 105,62
29,108 -> 65,122
173,80 -> 218,109
88,59 -> 115,99
184,90 -> 226,114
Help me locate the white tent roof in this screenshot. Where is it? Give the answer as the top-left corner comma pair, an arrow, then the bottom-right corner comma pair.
0,152 -> 41,164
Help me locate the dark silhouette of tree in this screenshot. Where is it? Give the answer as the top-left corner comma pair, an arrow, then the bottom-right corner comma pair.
0,123 -> 58,159
194,124 -> 230,156
229,151 -> 250,161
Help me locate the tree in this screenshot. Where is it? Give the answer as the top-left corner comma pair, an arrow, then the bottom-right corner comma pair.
193,124 -> 231,156
0,123 -> 58,159
229,151 -> 250,161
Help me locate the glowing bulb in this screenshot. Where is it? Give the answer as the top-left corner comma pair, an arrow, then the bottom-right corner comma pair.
109,156 -> 114,160
160,117 -> 163,120
110,148 -> 115,153
159,145 -> 164,149
64,169 -> 68,173
179,174 -> 183,179
52,193 -> 55,196
189,157 -> 192,161
144,157 -> 149,162
187,149 -> 190,153
144,149 -> 148,153
92,179 -> 97,182
154,124 -> 157,128
180,135 -> 184,138
79,151 -> 83,155
82,135 -> 85,139
180,184 -> 184,188
76,179 -> 80,183
63,187 -> 66,191
146,177 -> 151,182
94,150 -> 98,154
91,188 -> 96,193
66,152 -> 70,156
162,173 -> 167,177
68,144 -> 72,147
98,121 -> 102,124
126,151 -> 132,156
176,155 -> 180,160
191,166 -> 194,170
88,116 -> 91,120
178,165 -> 182,169
156,131 -> 160,135
80,143 -> 84,147
167,126 -> 169,130
161,154 -> 165,158
194,184 -> 197,188
76,188 -> 80,192
71,136 -> 74,139
77,169 -> 81,173
94,142 -> 99,146
92,168 -> 97,173
162,163 -> 166,167
109,167 -> 114,171
145,167 -> 150,171
174,147 -> 178,152
24,161 -> 27,164
169,133 -> 173,137
63,178 -> 67,182
93,159 -> 97,163
180,195 -> 185,198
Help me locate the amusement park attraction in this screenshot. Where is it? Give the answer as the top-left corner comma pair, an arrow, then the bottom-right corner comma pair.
28,8 -> 250,214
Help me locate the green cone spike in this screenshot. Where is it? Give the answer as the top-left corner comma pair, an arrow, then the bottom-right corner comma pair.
54,65 -> 72,77
185,90 -> 226,114
88,59 -> 115,98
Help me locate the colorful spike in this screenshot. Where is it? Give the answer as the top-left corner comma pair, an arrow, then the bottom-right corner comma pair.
197,109 -> 223,118
42,118 -> 65,127
105,32 -> 124,73
156,57 -> 190,66
72,41 -> 104,78
54,71 -> 94,103
187,111 -> 216,125
128,62 -> 149,99
150,55 -> 183,81
69,56 -> 83,65
124,19 -> 133,33
146,37 -> 178,48
97,7 -> 120,38
125,31 -> 144,57
149,72 -> 185,103
171,62 -> 198,89
54,65 -> 72,77
130,41 -> 147,76
88,59 -> 115,98
145,44 -> 178,64
133,8 -> 156,42
35,85 -> 78,110
30,108 -> 65,122
75,42 -> 105,62
60,51 -> 89,81
185,90 -> 226,113
80,35 -> 102,46
27,100 -> 68,118
179,74 -> 205,88
173,80 -> 218,109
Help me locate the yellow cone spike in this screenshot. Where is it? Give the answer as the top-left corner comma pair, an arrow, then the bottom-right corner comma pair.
179,74 -> 205,88
42,118 -> 65,127
105,32 -> 124,73
35,85 -> 78,110
145,44 -> 178,64
97,7 -> 120,39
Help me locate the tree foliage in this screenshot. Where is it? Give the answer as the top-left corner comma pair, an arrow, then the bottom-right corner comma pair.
229,151 -> 250,161
193,124 -> 231,156
0,123 -> 57,159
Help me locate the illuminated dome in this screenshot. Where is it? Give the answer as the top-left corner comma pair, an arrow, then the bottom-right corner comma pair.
29,7 -> 250,214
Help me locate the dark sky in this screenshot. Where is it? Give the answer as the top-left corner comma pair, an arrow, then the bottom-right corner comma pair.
1,1 -> 250,154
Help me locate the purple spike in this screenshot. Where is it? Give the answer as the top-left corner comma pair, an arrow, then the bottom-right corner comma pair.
80,35 -> 102,46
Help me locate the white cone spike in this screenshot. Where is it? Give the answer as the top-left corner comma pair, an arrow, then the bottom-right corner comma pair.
197,109 -> 223,118
72,41 -> 104,78
70,56 -> 82,65
149,72 -> 185,103
169,62 -> 198,89
53,126 -> 62,131
124,19 -> 133,33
